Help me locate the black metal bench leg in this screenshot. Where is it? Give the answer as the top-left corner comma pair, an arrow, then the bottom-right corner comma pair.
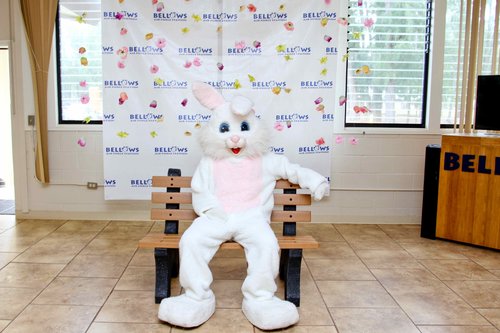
284,249 -> 302,307
154,248 -> 176,304
279,249 -> 289,280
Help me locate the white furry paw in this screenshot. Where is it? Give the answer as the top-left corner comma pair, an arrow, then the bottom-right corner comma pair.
242,297 -> 299,330
313,182 -> 330,201
158,294 -> 215,328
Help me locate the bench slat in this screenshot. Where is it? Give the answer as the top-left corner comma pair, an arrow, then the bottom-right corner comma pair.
152,192 -> 311,206
151,208 -> 311,223
139,233 -> 319,249
152,176 -> 192,188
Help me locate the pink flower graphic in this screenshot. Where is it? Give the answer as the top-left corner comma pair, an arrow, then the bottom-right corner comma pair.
284,22 -> 294,31
184,61 -> 192,68
274,122 -> 284,131
150,100 -> 157,108
155,38 -> 167,48
339,96 -> 347,106
335,135 -> 344,144
79,80 -> 87,87
235,40 -> 246,49
117,60 -> 126,69
315,137 -> 326,145
217,62 -> 224,71
324,35 -> 332,42
181,98 -> 188,107
350,137 -> 359,145
80,95 -> 90,104
193,57 -> 201,67
77,137 -> 86,147
364,18 -> 374,28
150,64 -> 159,73
115,12 -> 124,20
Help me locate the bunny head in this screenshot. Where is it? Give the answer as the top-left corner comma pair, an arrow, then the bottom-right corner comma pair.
192,82 -> 269,159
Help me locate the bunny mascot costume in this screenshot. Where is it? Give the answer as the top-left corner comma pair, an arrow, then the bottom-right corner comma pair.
158,82 -> 329,330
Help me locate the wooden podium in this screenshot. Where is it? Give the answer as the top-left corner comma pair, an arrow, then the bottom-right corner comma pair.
436,134 -> 500,249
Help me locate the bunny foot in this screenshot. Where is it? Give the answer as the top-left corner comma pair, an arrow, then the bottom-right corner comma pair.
158,294 -> 215,328
242,297 -> 299,330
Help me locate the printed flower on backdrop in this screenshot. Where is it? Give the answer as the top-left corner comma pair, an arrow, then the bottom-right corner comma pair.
337,17 -> 348,26
78,47 -> 86,54
234,79 -> 242,89
77,137 -> 86,147
83,116 -> 92,124
272,87 -> 281,95
335,135 -> 344,144
115,12 -> 124,20
247,4 -> 257,12
286,121 -> 292,128
120,27 -> 128,35
194,123 -> 202,129
279,4 -> 285,11
118,0 -> 124,3
342,53 -> 349,62
117,131 -> 129,138
181,98 -> 188,107
116,46 -> 128,59
320,18 -> 329,27
355,65 -> 371,75
320,56 -> 328,64
316,104 -> 325,113
284,88 -> 292,94
324,35 -> 332,42
80,57 -> 88,66
150,100 -> 158,108
154,77 -> 164,85
152,0 -> 158,4
216,25 -> 223,33
253,40 -> 261,48
239,5 -> 246,12
316,137 -> 326,145
193,57 -> 202,67
118,92 -> 128,105
314,97 -> 323,105
364,17 -> 374,28
75,12 -> 87,24
117,60 -> 126,69
155,38 -> 167,48
248,74 -> 256,82
156,2 -> 165,12
235,40 -> 246,49
145,33 -> 154,40
350,137 -> 359,145
284,21 -> 294,31
79,80 -> 87,87
181,27 -> 190,34
320,68 -> 328,76
192,14 -> 201,22
80,95 -> 90,104
352,31 -> 362,39
276,44 -> 286,52
185,131 -> 192,136
353,105 -> 370,113
184,60 -> 192,68
274,122 -> 284,131
150,64 -> 159,74
284,55 -> 293,61
358,0 -> 363,6
150,131 -> 158,138
217,62 -> 224,71
339,96 -> 347,106
325,0 -> 332,4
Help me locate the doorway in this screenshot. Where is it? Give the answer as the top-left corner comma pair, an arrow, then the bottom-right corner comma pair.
0,47 -> 15,215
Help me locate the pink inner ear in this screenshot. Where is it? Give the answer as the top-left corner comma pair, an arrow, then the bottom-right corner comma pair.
192,82 -> 226,110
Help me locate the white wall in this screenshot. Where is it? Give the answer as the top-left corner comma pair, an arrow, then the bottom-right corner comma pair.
10,0 -> 444,223
0,0 -> 10,41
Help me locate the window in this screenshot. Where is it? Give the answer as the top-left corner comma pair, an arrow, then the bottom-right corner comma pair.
345,0 -> 432,127
440,0 -> 499,126
56,0 -> 102,124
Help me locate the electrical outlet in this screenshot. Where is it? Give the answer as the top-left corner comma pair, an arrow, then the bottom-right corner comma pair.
28,115 -> 35,126
87,182 -> 98,189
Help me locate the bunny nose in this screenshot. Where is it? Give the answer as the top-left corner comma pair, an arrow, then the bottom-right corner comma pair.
230,135 -> 240,143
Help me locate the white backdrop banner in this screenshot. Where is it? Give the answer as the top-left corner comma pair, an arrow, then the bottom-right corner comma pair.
102,1 -> 343,200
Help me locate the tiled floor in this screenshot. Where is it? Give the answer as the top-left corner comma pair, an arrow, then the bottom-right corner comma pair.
0,215 -> 499,332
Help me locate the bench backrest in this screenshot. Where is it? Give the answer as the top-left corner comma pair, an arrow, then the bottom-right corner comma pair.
151,168 -> 312,237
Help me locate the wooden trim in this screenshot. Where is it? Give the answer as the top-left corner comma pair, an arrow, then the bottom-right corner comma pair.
151,192 -> 311,206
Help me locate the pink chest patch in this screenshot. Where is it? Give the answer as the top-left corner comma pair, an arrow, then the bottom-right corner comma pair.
213,157 -> 263,213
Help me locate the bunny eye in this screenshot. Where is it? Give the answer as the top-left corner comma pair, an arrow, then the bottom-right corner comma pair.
241,121 -> 250,131
219,122 -> 230,133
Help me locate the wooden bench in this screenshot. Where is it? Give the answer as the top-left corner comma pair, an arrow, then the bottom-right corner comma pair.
138,168 -> 319,307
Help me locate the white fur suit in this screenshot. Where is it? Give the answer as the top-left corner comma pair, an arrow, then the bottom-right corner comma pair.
157,82 -> 329,330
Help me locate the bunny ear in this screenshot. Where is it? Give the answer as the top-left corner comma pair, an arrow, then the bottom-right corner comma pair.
231,96 -> 254,116
192,81 -> 226,110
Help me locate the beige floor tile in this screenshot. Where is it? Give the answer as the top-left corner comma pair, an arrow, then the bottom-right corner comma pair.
79,238 -> 138,257
115,266 -> 155,291
371,268 -> 448,294
460,247 -> 500,270
0,233 -> 46,252
307,258 -> 375,281
129,248 -> 155,266
0,320 -> 9,331
13,236 -> 92,264
214,247 -> 245,258
348,239 -> 404,251
55,220 -> 109,232
491,270 -> 500,279
209,257 -> 248,280
97,225 -> 151,241
212,280 -> 243,308
420,259 -> 499,281
297,223 -> 344,242
256,326 -> 338,333
3,304 -> 99,333
400,241 -> 468,260
417,325 -> 500,333
356,249 -> 423,269
304,242 -> 356,259
60,254 -> 130,278
107,220 -> 154,228
33,277 -> 117,306
317,281 -> 397,308
170,308 -> 254,333
96,290 -> 160,323
330,307 -> 420,333
335,224 -> 387,238
378,224 -> 422,242
87,322 -> 171,333
477,308 -> 500,329
444,281 -> 500,308
0,288 -> 39,319
0,262 -> 64,290
0,253 -> 18,270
